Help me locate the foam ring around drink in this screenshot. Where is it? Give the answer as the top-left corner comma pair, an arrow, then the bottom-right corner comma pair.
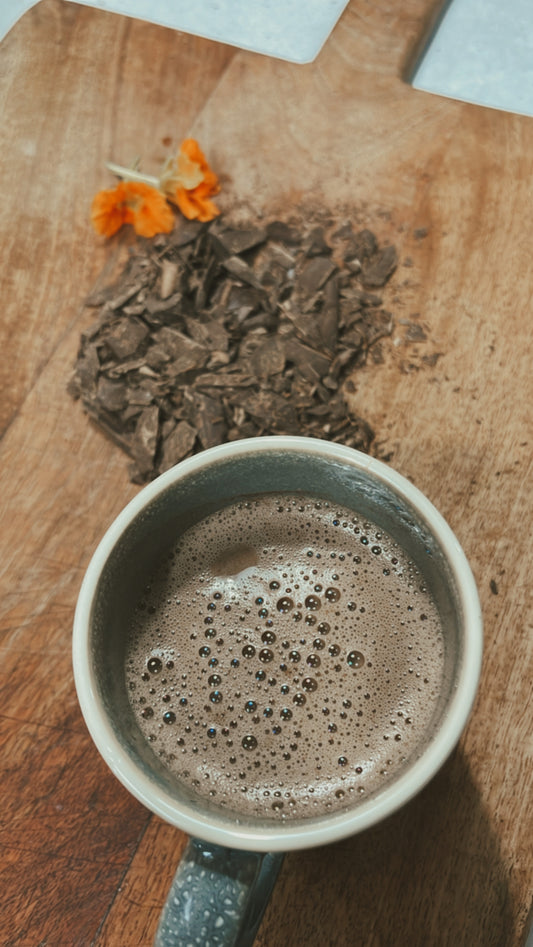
126,494 -> 445,820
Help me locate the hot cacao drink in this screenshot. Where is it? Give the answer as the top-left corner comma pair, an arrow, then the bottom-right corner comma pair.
126,493 -> 445,820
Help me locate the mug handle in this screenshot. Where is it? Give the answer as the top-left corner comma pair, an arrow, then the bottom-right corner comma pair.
154,837 -> 284,947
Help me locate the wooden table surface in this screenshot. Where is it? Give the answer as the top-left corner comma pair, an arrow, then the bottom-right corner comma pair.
1,1 -> 532,944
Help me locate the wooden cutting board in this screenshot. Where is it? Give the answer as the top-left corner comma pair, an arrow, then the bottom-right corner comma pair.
1,1 -> 532,944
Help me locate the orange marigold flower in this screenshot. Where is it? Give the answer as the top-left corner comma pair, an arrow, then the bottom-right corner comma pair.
91,181 -> 173,238
162,138 -> 220,223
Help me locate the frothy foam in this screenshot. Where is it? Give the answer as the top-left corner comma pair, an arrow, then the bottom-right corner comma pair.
125,494 -> 445,820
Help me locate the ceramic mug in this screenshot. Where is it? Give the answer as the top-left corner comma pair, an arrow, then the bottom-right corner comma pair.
72,436 -> 483,946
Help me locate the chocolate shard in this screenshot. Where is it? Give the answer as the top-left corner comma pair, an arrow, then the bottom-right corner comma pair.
250,335 -> 286,379
283,338 -> 331,379
361,245 -> 398,288
183,389 -> 226,449
344,229 -> 378,263
297,256 -> 337,296
209,226 -> 267,258
104,316 -> 149,360
194,371 -> 254,389
222,255 -> 265,292
184,317 -> 230,352
303,226 -> 331,258
96,376 -> 128,413
67,343 -> 100,398
159,259 -> 181,299
226,284 -> 263,317
265,220 -> 302,245
145,290 -> 184,316
159,420 -> 197,472
130,405 -> 160,476
236,390 -> 299,432
318,274 -> 339,353
168,219 -> 206,247
152,328 -> 209,375
404,322 -> 428,342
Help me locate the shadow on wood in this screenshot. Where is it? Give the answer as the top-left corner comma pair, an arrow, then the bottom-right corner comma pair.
256,747 -> 515,946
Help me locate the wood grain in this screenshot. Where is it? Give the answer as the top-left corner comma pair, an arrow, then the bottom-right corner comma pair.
1,0 -> 532,944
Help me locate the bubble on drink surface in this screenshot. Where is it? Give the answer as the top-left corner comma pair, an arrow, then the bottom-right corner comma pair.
258,648 -> 274,663
325,587 -> 340,602
302,677 -> 318,692
261,630 -> 276,644
347,650 -> 365,668
277,596 -> 294,613
242,735 -> 258,751
147,657 -> 163,674
304,594 -> 321,611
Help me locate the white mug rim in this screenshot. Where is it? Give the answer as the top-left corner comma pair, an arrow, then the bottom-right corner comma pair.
72,436 -> 483,851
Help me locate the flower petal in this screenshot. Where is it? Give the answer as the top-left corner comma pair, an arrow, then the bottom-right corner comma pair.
126,182 -> 174,237
91,182 -> 129,237
176,149 -> 205,190
173,185 -> 220,223
91,181 -> 173,238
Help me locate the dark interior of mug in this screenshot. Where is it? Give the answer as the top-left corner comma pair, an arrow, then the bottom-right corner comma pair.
89,446 -> 465,827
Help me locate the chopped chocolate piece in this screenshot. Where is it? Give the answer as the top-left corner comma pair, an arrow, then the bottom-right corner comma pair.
222,255 -> 265,291
250,335 -> 286,379
237,390 -> 299,432
96,376 -> 128,413
284,338 -> 331,379
404,322 -> 428,342
159,259 -> 180,299
184,318 -> 229,352
153,328 -> 209,375
159,420 -> 197,471
108,282 -> 146,311
169,219 -> 206,246
344,229 -> 377,263
194,371 -> 254,389
183,389 -> 226,449
265,220 -> 301,245
104,317 -> 149,360
210,226 -> 267,258
145,290 -> 184,316
421,352 -> 442,367
67,343 -> 100,398
130,405 -> 160,476
361,245 -> 398,288
303,226 -> 331,257
297,256 -> 337,296
319,274 -> 339,353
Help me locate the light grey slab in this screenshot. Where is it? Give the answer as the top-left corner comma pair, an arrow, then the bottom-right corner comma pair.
0,0 -> 350,63
409,0 -> 533,118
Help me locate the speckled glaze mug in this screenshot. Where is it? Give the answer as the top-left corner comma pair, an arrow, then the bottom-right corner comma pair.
72,437 -> 483,946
